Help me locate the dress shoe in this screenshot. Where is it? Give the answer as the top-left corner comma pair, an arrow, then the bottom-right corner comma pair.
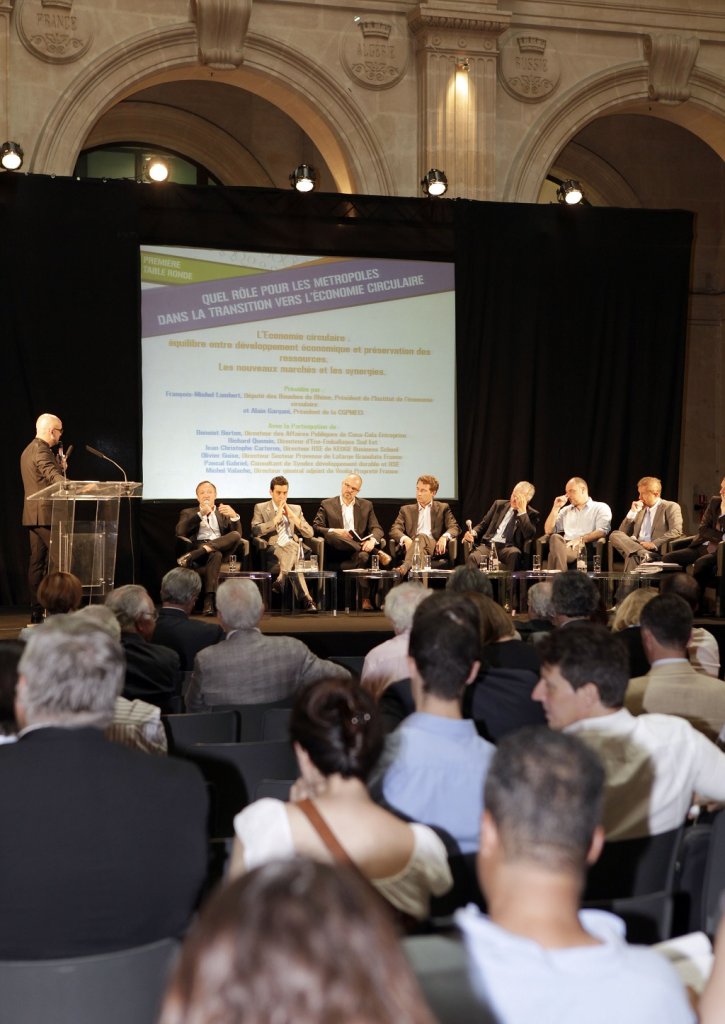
302,596 -> 318,614
202,595 -> 215,616
177,553 -> 192,568
272,576 -> 286,595
361,598 -> 375,612
638,551 -> 653,564
377,550 -> 392,567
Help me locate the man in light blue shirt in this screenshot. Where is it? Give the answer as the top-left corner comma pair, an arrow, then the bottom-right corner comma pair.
372,593 -> 495,853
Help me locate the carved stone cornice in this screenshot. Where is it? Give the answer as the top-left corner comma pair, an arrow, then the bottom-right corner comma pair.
407,2 -> 510,51
644,32 -> 699,105
190,0 -> 252,69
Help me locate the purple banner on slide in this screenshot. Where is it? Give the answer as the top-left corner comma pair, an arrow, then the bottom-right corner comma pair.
141,257 -> 454,338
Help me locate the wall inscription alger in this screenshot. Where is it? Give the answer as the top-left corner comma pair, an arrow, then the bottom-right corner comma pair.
340,19 -> 407,90
16,0 -> 93,64
499,34 -> 560,102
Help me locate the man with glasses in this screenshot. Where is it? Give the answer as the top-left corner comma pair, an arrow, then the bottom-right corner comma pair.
20,413 -> 69,624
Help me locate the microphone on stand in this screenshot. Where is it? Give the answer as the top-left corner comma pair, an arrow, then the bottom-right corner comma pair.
58,444 -> 73,480
466,518 -> 474,542
85,444 -> 128,483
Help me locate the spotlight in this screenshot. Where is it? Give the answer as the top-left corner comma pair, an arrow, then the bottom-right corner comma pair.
556,179 -> 584,205
0,142 -> 24,171
421,169 -> 448,197
143,157 -> 169,183
290,164 -> 317,192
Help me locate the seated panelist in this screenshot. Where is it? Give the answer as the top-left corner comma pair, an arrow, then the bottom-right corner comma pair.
390,475 -> 459,577
313,474 -> 391,569
462,481 -> 538,572
176,480 -> 242,616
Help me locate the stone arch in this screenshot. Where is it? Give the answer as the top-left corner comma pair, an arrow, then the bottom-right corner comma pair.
503,61 -> 725,203
31,24 -> 393,194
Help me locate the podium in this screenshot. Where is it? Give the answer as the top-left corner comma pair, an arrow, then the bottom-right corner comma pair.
28,480 -> 142,600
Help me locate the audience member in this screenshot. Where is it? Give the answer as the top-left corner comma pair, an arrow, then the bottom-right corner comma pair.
153,567 -> 224,670
611,587 -> 656,677
445,565 -> 493,598
450,727 -> 695,1024
550,571 -> 600,626
516,580 -> 555,643
626,594 -> 725,741
18,569 -> 83,640
187,578 -> 349,711
361,582 -> 431,700
160,859 -> 436,1024
0,641 -> 23,742
106,584 -> 182,713
371,593 -> 494,853
660,571 -> 721,677
534,622 -> 725,839
464,595 -> 545,741
230,677 -> 452,921
0,616 -> 208,958
74,605 -> 168,754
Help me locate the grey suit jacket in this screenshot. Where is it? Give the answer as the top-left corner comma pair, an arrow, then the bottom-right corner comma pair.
390,500 -> 460,544
627,661 -> 725,742
186,628 -> 350,710
617,499 -> 683,546
251,500 -> 313,546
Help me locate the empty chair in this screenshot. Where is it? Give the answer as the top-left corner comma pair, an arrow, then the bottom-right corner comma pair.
329,654 -> 365,678
0,937 -> 179,1024
211,698 -> 296,741
255,778 -> 294,801
179,740 -> 299,837
261,707 -> 292,741
163,710 -> 239,753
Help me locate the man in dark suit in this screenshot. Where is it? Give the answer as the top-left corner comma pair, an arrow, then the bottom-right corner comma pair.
153,567 -> 223,671
389,474 -> 460,577
0,615 -> 208,959
106,584 -> 182,714
462,481 -> 539,572
186,578 -> 350,710
20,412 -> 68,623
609,476 -> 683,571
663,477 -> 725,591
176,480 -> 243,615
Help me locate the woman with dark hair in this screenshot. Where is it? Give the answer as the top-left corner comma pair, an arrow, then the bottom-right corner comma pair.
230,678 -> 451,921
159,859 -> 437,1024
37,571 -> 83,616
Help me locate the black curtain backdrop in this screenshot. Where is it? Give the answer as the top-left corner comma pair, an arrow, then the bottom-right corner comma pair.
0,175 -> 692,606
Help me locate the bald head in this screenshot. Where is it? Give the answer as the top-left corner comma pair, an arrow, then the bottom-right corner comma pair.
35,413 -> 63,445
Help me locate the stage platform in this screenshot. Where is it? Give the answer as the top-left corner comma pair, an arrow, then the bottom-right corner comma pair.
0,607 -> 394,660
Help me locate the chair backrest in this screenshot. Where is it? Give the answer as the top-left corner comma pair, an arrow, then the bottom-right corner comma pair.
261,707 -> 293,741
0,938 -> 179,1024
180,740 -> 299,837
211,697 -> 296,741
163,710 -> 240,752
699,808 -> 725,935
328,654 -> 365,679
584,824 -> 685,901
256,778 -> 295,801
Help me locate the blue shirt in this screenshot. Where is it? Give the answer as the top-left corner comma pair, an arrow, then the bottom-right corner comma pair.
380,713 -> 495,853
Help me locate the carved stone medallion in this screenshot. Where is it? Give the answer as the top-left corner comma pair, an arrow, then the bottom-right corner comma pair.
16,0 -> 92,64
340,18 -> 407,90
499,33 -> 560,102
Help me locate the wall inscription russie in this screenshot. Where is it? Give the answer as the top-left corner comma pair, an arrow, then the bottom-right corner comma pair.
499,34 -> 560,102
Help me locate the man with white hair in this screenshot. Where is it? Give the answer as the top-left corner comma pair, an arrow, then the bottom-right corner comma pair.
360,583 -> 432,699
463,481 -> 539,572
0,616 -> 208,958
106,584 -> 182,713
20,412 -> 69,623
186,578 -> 350,710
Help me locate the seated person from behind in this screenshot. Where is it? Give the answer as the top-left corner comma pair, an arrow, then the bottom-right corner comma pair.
550,571 -> 601,626
610,587 -> 656,678
463,481 -> 538,572
450,727 -> 695,1024
176,480 -> 243,616
516,580 -> 555,643
251,475 -> 317,612
17,570 -> 82,641
626,594 -> 725,742
390,474 -> 460,577
543,477 -> 611,571
660,571 -> 721,677
186,578 -> 350,712
105,584 -> 182,714
370,593 -> 494,854
361,582 -> 432,700
230,676 -> 453,922
533,621 -> 725,839
608,475 -> 683,571
153,567 -> 224,672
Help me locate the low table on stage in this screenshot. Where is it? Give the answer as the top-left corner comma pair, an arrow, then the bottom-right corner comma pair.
286,570 -> 338,615
411,567 -> 513,609
217,569 -> 272,612
342,569 -> 399,614
511,570 -> 661,613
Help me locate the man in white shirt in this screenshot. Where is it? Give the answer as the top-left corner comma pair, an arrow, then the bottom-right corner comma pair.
544,477 -> 611,571
609,475 -> 683,571
407,726 -> 695,1024
533,621 -> 725,839
176,480 -> 243,615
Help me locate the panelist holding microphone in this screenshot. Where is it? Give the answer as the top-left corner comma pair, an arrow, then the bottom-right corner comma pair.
176,481 -> 243,616
20,413 -> 70,624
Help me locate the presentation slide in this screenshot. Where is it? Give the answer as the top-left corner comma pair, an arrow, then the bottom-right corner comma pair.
140,246 -> 456,500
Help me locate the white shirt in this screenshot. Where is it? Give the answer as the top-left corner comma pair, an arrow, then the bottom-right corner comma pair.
197,509 -> 222,541
416,502 -> 432,537
492,507 -> 515,545
566,708 -> 725,839
340,495 -> 355,533
555,498 -> 612,540
455,906 -> 695,1024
